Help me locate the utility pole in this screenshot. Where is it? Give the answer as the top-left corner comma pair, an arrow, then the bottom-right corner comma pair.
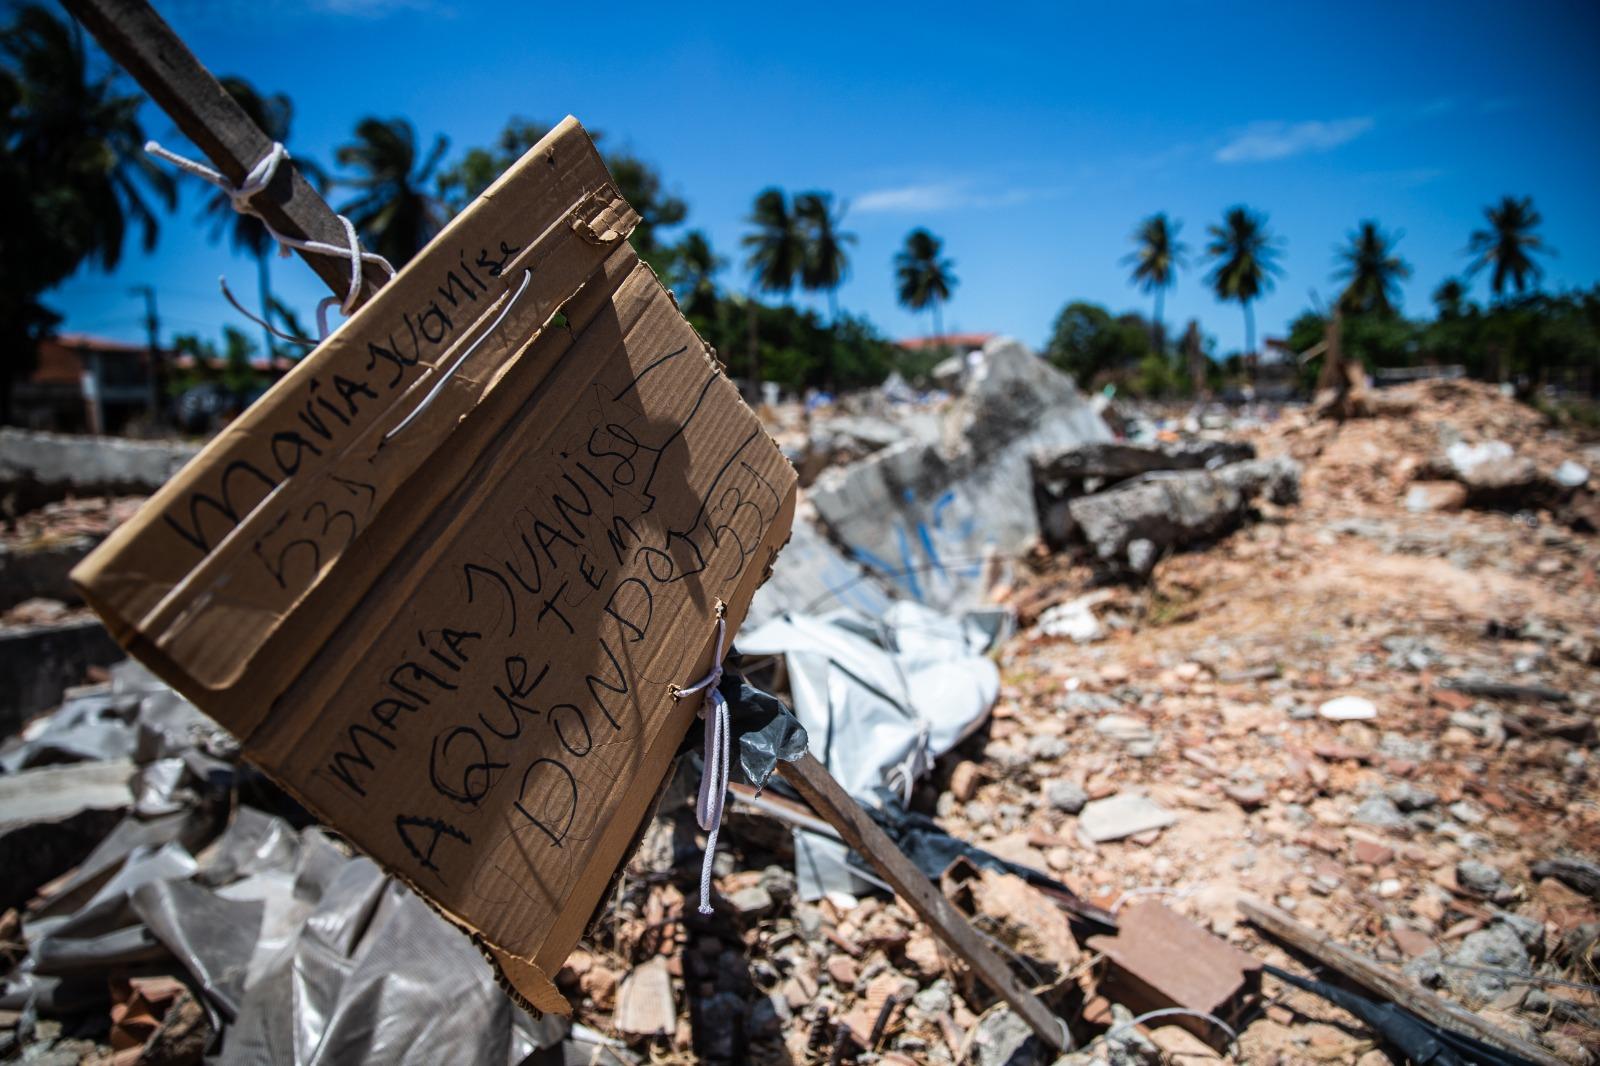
130,284 -> 162,427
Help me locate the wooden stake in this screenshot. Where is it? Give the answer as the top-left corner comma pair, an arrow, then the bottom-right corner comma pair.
1241,897 -> 1564,1066
779,754 -> 1071,1053
60,0 -> 391,306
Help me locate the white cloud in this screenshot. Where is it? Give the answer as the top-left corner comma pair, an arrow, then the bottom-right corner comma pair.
1214,117 -> 1375,163
854,181 -> 969,213
853,179 -> 1053,214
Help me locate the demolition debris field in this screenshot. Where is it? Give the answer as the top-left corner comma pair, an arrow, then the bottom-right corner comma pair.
2,375 -> 1598,1064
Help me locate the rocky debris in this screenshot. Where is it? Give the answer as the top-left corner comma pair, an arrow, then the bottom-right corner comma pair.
1064,457 -> 1300,577
1033,439 -> 1256,485
809,336 -> 1109,609
1044,780 -> 1088,814
615,957 -> 675,1036
1456,859 -> 1511,900
1077,792 -> 1177,843
1406,480 -> 1469,513
0,427 -> 196,514
1532,857 -> 1600,901
1032,441 -> 1258,544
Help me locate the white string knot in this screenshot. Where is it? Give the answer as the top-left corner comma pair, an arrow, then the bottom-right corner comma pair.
674,602 -> 729,916
145,139 -> 397,343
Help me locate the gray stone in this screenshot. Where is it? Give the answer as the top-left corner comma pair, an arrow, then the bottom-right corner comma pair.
1078,792 -> 1176,843
760,864 -> 797,903
1353,794 -> 1407,830
731,884 -> 775,916
1066,457 -> 1300,577
1446,922 -> 1532,1005
1027,735 -> 1068,761
1456,860 -> 1507,898
1044,780 -> 1088,814
1387,782 -> 1439,812
972,1005 -> 1048,1066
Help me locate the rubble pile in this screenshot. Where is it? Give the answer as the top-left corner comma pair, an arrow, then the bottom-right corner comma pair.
2,368 -> 1597,1064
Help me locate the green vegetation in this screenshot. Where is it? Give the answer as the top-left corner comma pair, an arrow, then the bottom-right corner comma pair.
1123,213 -> 1187,349
894,228 -> 957,341
1335,221 -> 1410,316
1204,205 -> 1283,360
4,2 -> 1598,419
334,117 -> 449,268
0,2 -> 174,418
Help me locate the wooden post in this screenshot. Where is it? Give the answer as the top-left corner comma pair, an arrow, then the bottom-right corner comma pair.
1241,898 -> 1564,1066
66,1 -> 1072,1052
60,0 -> 390,306
779,754 -> 1071,1053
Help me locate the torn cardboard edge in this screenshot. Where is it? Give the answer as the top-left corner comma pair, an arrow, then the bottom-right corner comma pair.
71,117 -> 799,1015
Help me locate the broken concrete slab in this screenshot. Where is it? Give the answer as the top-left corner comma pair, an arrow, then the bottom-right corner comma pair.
0,536 -> 97,608
0,618 -> 123,734
809,337 -> 1109,610
1032,439 -> 1255,486
0,758 -> 135,829
1066,457 -> 1300,577
1077,792 -> 1176,843
745,510 -> 894,627
1086,901 -> 1262,1050
0,428 -> 197,513
615,956 -> 675,1037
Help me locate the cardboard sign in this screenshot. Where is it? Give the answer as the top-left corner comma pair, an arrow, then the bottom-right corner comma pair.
71,117 -> 797,1013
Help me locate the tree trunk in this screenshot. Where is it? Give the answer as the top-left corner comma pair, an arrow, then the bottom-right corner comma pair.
746,293 -> 760,398
932,301 -> 944,349
1153,288 -> 1165,353
257,251 -> 275,364
1243,301 -> 1256,358
828,287 -> 839,326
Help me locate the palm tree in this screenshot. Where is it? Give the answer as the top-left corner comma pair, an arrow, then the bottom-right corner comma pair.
1,2 -> 174,422
1334,220 -> 1411,316
1467,196 -> 1550,300
1122,213 -> 1187,350
672,229 -> 723,319
206,77 -> 325,358
1204,206 -> 1283,357
1,3 -> 174,272
1432,277 -> 1467,319
894,228 -> 958,342
742,188 -> 805,299
335,118 -> 449,267
795,191 -> 856,322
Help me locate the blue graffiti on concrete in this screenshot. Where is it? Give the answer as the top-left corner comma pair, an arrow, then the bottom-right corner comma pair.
845,488 -> 985,602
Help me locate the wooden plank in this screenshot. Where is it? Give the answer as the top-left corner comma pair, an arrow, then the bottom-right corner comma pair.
1240,897 -> 1564,1066
776,753 -> 1071,1053
59,0 -> 390,305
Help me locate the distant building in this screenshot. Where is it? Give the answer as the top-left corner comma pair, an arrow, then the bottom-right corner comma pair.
1250,337 -> 1300,400
13,333 -> 164,434
895,332 -> 995,359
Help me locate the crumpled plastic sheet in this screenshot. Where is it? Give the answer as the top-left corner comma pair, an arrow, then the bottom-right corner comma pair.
679,673 -> 809,791
2,668 -> 637,1065
735,601 -> 1007,899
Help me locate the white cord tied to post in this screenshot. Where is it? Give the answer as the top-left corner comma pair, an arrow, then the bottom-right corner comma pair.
674,601 -> 730,916
145,139 -> 397,343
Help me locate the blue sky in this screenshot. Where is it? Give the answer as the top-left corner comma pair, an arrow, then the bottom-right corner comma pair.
52,0 -> 1600,357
